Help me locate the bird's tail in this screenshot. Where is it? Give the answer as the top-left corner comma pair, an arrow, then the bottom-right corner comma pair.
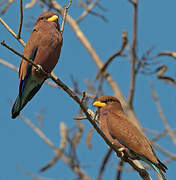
149,161 -> 167,180
140,155 -> 167,180
11,77 -> 44,119
11,96 -> 22,119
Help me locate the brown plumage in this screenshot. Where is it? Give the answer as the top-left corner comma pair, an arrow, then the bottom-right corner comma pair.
93,95 -> 167,179
12,12 -> 63,119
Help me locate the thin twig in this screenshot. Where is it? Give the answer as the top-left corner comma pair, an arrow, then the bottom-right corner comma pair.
96,30 -> 128,80
116,160 -> 124,180
1,41 -> 45,73
150,129 -> 176,143
151,82 -> 176,146
0,59 -> 19,71
17,166 -> 60,180
128,0 -> 138,107
25,0 -> 37,9
97,149 -> 113,180
76,0 -> 98,23
86,128 -> 94,149
80,91 -> 86,103
73,116 -> 88,120
20,114 -> 57,151
72,108 -> 85,148
156,65 -> 176,86
17,0 -> 23,39
0,17 -> 25,46
155,51 -> 176,59
40,122 -> 67,172
152,143 -> 176,160
0,0 -> 14,15
60,0 -> 72,34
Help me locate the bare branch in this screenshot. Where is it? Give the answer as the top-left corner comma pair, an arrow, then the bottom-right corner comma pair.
72,120 -> 84,147
40,122 -> 67,172
60,0 -> 72,34
152,143 -> 176,160
151,82 -> 176,145
0,58 -> 19,71
20,114 -> 57,151
128,0 -> 138,106
97,149 -> 113,180
17,166 -> 60,180
76,0 -> 98,23
0,0 -> 14,15
17,0 -> 23,39
156,51 -> 176,59
1,41 -> 42,71
156,65 -> 176,86
96,30 -> 128,80
0,18 -> 25,46
116,160 -> 124,180
25,0 -> 37,9
86,128 -> 94,149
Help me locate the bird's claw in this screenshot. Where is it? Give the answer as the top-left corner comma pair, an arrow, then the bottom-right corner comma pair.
35,64 -> 43,73
35,64 -> 49,77
118,147 -> 126,157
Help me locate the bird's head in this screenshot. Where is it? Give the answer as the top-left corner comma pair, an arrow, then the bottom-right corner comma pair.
35,12 -> 60,28
93,95 -> 122,111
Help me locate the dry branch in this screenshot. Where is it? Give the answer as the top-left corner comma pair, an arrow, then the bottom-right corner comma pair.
151,82 -> 176,145
0,17 -> 25,46
128,0 -> 138,106
97,149 -> 113,180
17,0 -> 23,39
95,30 -> 128,80
40,122 -> 67,172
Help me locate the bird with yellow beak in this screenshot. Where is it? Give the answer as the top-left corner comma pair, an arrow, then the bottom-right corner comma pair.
93,95 -> 167,180
12,12 -> 63,119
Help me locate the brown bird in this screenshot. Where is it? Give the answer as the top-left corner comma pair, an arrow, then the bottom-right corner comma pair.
93,95 -> 167,179
12,12 -> 63,119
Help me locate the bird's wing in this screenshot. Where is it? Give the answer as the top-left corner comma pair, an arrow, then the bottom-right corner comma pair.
106,110 -> 158,163
19,45 -> 38,97
98,110 -> 126,149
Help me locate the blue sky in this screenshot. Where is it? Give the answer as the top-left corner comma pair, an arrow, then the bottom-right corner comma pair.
0,0 -> 176,180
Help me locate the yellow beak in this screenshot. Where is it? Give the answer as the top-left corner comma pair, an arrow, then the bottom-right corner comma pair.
47,15 -> 58,22
93,101 -> 106,107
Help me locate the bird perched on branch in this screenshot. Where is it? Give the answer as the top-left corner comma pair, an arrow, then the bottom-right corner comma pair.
12,12 -> 63,119
93,95 -> 167,179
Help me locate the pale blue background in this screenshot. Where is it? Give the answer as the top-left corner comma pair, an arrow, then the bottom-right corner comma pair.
0,0 -> 176,180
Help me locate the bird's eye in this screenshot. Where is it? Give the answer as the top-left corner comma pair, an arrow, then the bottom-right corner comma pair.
105,99 -> 113,103
40,17 -> 45,20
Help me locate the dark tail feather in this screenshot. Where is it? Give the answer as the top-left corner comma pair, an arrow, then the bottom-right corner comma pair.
11,96 -> 21,119
11,82 -> 44,119
153,160 -> 167,180
156,160 -> 168,173
158,168 -> 167,180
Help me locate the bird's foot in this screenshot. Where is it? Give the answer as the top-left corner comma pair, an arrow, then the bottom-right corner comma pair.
115,147 -> 130,161
36,64 -> 44,73
35,64 -> 49,77
118,147 -> 126,157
